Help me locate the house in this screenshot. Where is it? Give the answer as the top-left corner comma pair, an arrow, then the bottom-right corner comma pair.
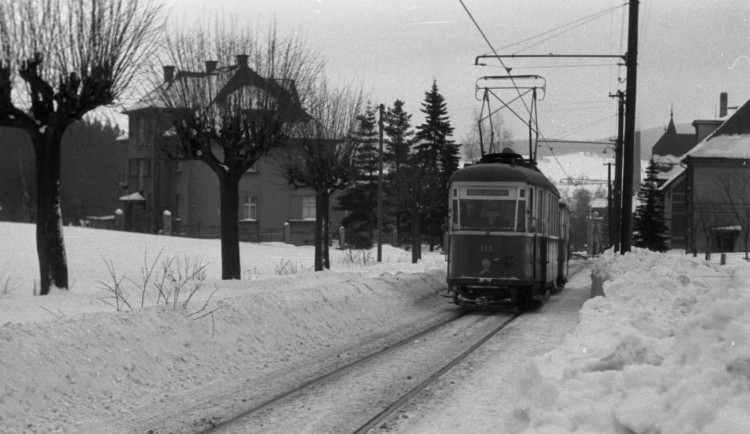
120,55 -> 342,246
657,93 -> 750,253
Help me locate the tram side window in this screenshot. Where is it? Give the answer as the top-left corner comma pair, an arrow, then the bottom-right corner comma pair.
516,199 -> 526,232
537,190 -> 545,234
528,188 -> 535,232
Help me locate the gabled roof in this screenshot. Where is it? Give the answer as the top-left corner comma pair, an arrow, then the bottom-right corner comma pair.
651,113 -> 695,157
684,96 -> 750,160
124,61 -> 305,120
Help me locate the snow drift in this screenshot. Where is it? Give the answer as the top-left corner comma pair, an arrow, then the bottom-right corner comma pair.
513,249 -> 750,433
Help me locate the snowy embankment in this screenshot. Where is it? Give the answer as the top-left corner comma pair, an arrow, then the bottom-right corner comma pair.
514,249 -> 750,433
3,221 -> 750,433
0,222 -> 446,433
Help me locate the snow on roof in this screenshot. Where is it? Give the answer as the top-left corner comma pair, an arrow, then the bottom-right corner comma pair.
658,165 -> 686,190
119,192 -> 146,202
684,96 -> 750,160
687,134 -> 750,159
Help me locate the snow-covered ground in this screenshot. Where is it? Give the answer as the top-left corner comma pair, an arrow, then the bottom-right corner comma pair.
512,249 -> 750,433
536,152 -> 649,198
2,222 -> 750,433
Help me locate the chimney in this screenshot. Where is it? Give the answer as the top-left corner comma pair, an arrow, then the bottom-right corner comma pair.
163,65 -> 175,83
720,92 -> 728,117
236,54 -> 249,67
205,60 -> 218,73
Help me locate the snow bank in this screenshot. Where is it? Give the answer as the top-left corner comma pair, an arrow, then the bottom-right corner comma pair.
1,271 -> 446,433
512,248 -> 750,433
0,223 -> 447,433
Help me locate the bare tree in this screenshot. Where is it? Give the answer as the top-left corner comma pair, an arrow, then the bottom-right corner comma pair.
0,0 -> 162,294
392,158 -> 443,263
462,109 -> 513,162
155,20 -> 323,279
691,201 -> 720,260
714,172 -> 750,260
281,80 -> 366,271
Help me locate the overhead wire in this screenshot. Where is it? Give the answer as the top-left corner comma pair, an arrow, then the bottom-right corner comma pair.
511,5 -> 627,55
458,0 -> 626,178
489,3 -> 627,55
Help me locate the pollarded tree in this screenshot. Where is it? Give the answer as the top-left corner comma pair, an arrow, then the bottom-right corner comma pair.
0,0 -> 162,294
154,21 -> 323,279
282,80 -> 366,270
633,159 -> 669,252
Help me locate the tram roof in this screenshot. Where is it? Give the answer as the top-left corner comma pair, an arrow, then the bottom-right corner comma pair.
450,161 -> 560,197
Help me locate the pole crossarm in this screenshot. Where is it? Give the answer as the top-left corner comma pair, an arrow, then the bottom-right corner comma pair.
475,53 -> 626,65
539,139 -> 614,145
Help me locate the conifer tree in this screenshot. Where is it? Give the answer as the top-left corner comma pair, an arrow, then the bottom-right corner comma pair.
336,104 -> 380,247
633,159 -> 669,252
384,100 -> 414,172
383,99 -> 415,243
414,81 -> 459,248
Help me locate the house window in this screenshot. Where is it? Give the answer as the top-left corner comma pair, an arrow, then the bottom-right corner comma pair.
129,159 -> 139,176
138,118 -> 149,145
302,196 -> 316,220
243,196 -> 257,220
175,194 -> 182,220
129,159 -> 152,177
141,159 -> 152,176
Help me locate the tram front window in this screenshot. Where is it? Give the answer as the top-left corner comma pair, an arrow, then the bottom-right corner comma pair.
460,199 -> 515,230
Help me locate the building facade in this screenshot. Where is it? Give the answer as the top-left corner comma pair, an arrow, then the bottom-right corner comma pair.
656,93 -> 750,254
120,57 -> 341,246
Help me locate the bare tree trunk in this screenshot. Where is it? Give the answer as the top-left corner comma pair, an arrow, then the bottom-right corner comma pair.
219,171 -> 241,279
314,190 -> 325,271
33,134 -> 68,294
321,192 -> 330,269
411,206 -> 421,264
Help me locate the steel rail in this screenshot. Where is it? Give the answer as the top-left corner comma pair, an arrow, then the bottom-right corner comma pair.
352,312 -> 522,433
200,309 -> 474,433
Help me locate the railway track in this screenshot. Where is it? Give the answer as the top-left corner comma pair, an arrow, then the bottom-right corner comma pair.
203,308 -> 522,433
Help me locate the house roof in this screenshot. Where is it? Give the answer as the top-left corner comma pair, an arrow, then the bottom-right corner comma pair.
684,96 -> 750,160
124,60 -> 306,121
651,114 -> 695,157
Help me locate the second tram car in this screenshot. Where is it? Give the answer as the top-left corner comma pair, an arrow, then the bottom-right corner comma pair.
445,151 -> 569,310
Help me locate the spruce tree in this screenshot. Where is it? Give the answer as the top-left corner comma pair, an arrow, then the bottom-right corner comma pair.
336,104 -> 380,247
414,81 -> 459,248
383,99 -> 415,243
633,159 -> 669,252
384,100 -> 414,172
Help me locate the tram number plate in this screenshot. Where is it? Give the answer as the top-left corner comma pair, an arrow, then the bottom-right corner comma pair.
480,245 -> 493,252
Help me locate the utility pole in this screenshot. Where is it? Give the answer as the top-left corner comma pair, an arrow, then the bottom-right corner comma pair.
605,161 -> 614,249
610,89 -> 625,252
621,0 -> 639,253
377,104 -> 385,262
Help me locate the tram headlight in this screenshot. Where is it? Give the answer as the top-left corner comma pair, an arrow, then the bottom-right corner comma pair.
481,258 -> 492,269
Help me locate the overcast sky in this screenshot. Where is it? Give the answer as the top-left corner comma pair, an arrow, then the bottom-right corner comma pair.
165,0 -> 750,150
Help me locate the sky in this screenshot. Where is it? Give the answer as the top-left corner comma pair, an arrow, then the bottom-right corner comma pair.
161,0 -> 750,151
2,223 -> 750,432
